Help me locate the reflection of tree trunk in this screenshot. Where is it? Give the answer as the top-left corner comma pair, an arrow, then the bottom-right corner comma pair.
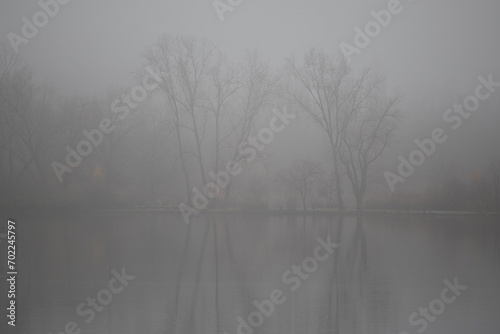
187,221 -> 210,333
326,214 -> 343,334
342,214 -> 367,332
355,215 -> 367,332
223,216 -> 253,315
63,220 -> 73,315
105,223 -> 113,333
212,218 -> 220,332
168,222 -> 192,333
291,291 -> 296,334
302,215 -> 308,330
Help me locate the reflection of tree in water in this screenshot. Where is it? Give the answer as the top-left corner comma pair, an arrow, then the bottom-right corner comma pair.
163,214 -> 396,334
186,219 -> 210,333
167,219 -> 192,333
318,214 -> 370,334
315,214 -> 343,334
332,215 -> 393,334
220,215 -> 259,332
341,215 -> 367,333
165,215 -> 256,334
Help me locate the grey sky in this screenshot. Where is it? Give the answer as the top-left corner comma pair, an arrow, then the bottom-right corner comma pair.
1,0 -> 499,100
2,0 -> 500,182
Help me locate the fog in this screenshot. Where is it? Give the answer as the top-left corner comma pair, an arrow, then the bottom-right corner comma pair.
1,0 -> 500,210
0,0 -> 499,333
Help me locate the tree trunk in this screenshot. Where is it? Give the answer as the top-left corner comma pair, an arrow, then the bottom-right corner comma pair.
174,123 -> 192,203
356,195 -> 364,214
332,149 -> 344,211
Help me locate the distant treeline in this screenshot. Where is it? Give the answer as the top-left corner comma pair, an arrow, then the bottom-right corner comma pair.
0,36 -> 498,213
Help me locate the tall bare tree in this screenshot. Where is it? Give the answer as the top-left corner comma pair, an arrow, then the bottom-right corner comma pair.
221,50 -> 279,206
339,75 -> 401,212
0,48 -> 61,202
205,52 -> 241,207
287,49 -> 352,211
143,35 -> 217,202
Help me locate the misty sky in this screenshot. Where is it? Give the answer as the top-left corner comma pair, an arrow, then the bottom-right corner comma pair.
1,0 -> 500,191
1,0 -> 499,97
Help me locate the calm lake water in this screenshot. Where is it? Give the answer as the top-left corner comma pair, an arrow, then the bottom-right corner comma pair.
1,213 -> 499,334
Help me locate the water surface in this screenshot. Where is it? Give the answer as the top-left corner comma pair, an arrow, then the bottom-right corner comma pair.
2,213 -> 499,334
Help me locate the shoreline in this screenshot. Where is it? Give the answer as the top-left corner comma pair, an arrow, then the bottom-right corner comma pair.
4,206 -> 500,218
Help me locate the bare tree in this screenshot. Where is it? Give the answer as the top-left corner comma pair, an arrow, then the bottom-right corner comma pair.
287,49 -> 353,211
143,35 -> 217,202
205,52 -> 241,207
316,170 -> 338,208
220,50 -> 278,207
339,77 -> 401,212
275,160 -> 323,210
139,103 -> 176,202
144,37 -> 278,209
0,48 -> 61,202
